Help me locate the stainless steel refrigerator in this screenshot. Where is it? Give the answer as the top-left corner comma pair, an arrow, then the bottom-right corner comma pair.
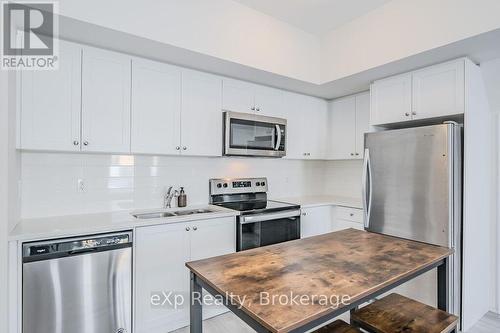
362,122 -> 462,319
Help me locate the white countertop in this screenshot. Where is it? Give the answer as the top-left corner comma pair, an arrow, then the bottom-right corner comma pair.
9,205 -> 239,242
10,196 -> 362,242
274,195 -> 363,209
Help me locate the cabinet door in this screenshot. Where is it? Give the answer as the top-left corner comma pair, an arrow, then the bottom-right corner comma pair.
370,73 -> 412,125
283,92 -> 306,159
328,96 -> 356,160
254,85 -> 284,117
354,92 -> 371,159
300,206 -> 333,238
131,59 -> 181,155
412,59 -> 465,119
222,78 -> 255,113
190,217 -> 236,319
20,40 -> 82,151
135,223 -> 191,333
81,47 -> 131,153
285,93 -> 327,160
181,70 -> 222,156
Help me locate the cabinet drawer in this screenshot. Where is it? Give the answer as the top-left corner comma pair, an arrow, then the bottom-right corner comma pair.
335,206 -> 363,223
334,219 -> 364,232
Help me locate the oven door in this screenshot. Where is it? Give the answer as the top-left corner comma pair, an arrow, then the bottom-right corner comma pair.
237,209 -> 300,251
224,111 -> 286,157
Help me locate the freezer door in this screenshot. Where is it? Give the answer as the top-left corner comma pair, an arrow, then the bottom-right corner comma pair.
364,124 -> 452,247
23,248 -> 132,333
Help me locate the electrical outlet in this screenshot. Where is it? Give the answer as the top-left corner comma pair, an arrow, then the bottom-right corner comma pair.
77,179 -> 85,193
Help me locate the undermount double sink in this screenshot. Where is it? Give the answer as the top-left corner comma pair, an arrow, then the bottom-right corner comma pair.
133,208 -> 217,220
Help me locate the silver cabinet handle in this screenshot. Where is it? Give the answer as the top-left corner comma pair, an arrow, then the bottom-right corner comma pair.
193,226 -> 197,231
73,140 -> 79,146
182,146 -> 187,151
176,146 -> 180,150
185,227 -> 190,231
83,141 -> 89,146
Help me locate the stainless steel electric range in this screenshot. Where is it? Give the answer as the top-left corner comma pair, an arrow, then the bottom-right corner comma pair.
209,177 -> 301,251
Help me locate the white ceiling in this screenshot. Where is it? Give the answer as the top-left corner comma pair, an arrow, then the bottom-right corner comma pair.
233,0 -> 392,35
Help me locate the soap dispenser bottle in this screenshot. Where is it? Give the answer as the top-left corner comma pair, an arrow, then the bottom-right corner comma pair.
177,187 -> 187,207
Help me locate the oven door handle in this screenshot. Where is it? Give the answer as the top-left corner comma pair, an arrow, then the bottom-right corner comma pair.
240,209 -> 301,224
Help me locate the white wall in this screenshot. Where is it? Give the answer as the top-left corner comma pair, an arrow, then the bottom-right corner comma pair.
58,0 -> 322,83
19,152 -> 337,218
321,0 -> 500,82
480,58 -> 500,314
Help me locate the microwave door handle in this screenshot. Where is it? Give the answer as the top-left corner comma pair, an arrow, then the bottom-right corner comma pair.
275,124 -> 282,151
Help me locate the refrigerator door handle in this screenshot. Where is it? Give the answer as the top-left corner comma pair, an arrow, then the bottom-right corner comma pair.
362,148 -> 373,228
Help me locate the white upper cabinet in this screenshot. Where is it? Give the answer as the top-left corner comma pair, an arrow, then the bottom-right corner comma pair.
81,46 -> 131,153
412,59 -> 465,120
254,85 -> 284,117
222,78 -> 255,113
328,96 -> 356,160
327,92 -> 370,160
181,70 -> 223,157
222,78 -> 284,116
370,58 -> 467,126
131,59 -> 181,155
355,92 -> 371,158
20,40 -> 82,151
370,73 -> 412,125
285,92 -> 328,160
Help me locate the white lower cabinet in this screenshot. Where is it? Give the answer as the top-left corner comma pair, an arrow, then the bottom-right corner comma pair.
332,206 -> 364,231
134,217 -> 235,333
300,206 -> 333,238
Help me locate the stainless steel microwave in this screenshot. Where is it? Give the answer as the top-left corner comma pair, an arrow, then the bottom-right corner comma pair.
223,111 -> 286,157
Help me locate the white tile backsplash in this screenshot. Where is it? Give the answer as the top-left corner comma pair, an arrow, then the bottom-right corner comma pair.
20,152 -> 362,218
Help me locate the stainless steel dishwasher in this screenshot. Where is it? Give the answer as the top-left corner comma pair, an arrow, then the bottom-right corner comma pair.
22,231 -> 133,333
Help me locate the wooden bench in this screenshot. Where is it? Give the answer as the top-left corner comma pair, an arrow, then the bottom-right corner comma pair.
350,293 -> 459,333
313,320 -> 362,333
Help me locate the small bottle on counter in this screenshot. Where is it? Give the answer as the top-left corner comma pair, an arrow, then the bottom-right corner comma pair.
177,187 -> 187,207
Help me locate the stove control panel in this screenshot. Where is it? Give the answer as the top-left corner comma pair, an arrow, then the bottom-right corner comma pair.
209,177 -> 268,195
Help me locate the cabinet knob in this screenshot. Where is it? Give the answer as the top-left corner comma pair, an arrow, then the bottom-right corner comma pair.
405,112 -> 410,117
186,227 -> 190,231
302,212 -> 306,216
193,226 -> 198,231
176,146 -> 181,150
251,107 -> 255,111
256,107 -> 260,112
355,152 -> 359,156
182,146 -> 187,151
412,111 -> 417,116
83,141 -> 89,146
73,140 -> 79,146
350,153 -> 354,156
350,213 -> 354,217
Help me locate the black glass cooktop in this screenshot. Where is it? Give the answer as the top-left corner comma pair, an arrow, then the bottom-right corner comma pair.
217,200 -> 299,215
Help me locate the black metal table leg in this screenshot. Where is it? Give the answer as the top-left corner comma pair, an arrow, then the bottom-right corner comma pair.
437,257 -> 449,312
437,258 -> 457,333
190,272 -> 203,333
